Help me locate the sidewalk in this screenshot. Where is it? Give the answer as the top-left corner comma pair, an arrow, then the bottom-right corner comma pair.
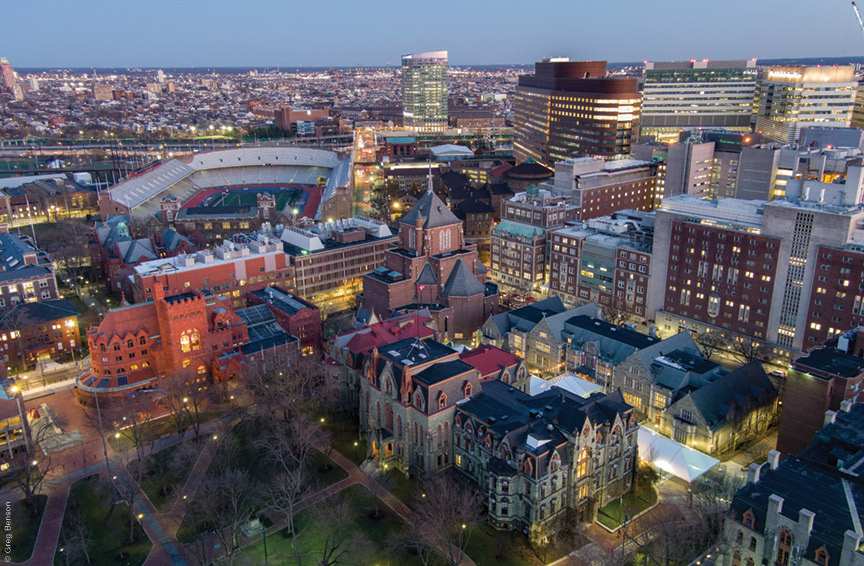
15,481 -> 69,566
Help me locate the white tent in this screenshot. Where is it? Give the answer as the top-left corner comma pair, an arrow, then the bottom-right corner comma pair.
528,373 -> 602,398
637,426 -> 719,483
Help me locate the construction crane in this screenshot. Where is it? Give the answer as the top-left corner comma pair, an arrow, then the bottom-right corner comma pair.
853,2 -> 864,35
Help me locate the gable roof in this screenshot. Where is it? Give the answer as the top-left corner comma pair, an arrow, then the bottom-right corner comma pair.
683,361 -> 777,427
399,189 -> 462,229
0,299 -> 78,329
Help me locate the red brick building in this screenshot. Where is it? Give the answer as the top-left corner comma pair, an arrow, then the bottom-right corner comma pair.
0,300 -> 80,367
91,216 -> 197,297
246,286 -> 321,356
77,287 -> 298,406
359,188 -> 498,342
274,107 -> 329,131
131,234 -> 293,308
801,245 -> 864,346
776,327 -> 864,456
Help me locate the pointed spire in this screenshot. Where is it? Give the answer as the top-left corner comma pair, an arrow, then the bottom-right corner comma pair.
426,160 -> 433,194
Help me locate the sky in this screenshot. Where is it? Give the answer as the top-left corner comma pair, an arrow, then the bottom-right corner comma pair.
4,0 -> 864,68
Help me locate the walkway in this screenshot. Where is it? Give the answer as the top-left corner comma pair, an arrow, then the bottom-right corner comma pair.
14,481 -> 69,566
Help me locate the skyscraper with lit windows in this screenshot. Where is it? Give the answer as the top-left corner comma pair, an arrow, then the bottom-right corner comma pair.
513,59 -> 640,167
401,51 -> 448,132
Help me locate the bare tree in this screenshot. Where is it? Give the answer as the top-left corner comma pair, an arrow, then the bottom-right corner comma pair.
192,467 -> 261,566
695,331 -> 729,361
265,467 -> 310,547
411,472 -> 485,566
57,506 -> 93,566
162,372 -> 214,439
244,354 -> 338,422
40,219 -> 92,296
309,497 -> 372,566
728,334 -> 773,365
601,302 -> 633,327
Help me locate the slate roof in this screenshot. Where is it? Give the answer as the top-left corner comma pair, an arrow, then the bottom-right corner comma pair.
486,296 -> 568,336
442,259 -> 485,297
457,199 -> 496,214
440,170 -> 471,192
0,231 -> 52,270
0,299 -> 78,329
683,361 -> 777,428
399,189 -> 462,229
563,315 -> 660,364
493,220 -> 544,239
728,404 -> 864,566
415,262 -> 438,286
250,286 -> 316,316
116,239 -> 157,264
414,359 -> 476,386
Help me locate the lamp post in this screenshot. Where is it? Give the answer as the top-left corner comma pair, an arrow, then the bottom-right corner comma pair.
260,518 -> 269,566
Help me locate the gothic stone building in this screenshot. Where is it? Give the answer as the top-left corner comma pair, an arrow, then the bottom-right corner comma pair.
359,337 -> 483,477
454,381 -> 638,542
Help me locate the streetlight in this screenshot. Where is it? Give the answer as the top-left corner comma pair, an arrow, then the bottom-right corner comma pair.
260,515 -> 269,566
353,441 -> 358,461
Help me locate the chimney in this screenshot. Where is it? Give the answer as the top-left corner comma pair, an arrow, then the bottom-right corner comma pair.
747,462 -> 762,484
767,494 -> 784,519
843,531 -> 863,561
825,410 -> 838,426
649,325 -> 657,338
767,449 -> 781,470
841,399 -> 853,413
798,509 -> 815,535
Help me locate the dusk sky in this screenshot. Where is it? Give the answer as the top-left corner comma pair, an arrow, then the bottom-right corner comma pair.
5,0 -> 864,67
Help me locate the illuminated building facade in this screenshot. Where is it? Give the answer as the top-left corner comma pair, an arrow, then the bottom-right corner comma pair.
640,60 -> 758,143
0,58 -> 15,92
755,66 -> 857,144
513,59 -> 639,167
401,51 -> 448,132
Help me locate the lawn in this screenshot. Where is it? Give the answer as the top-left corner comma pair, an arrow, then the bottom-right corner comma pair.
465,523 -> 549,566
129,440 -> 200,511
53,475 -> 151,566
176,420 -> 347,544
322,412 -> 367,467
237,484 -> 425,566
6,494 -> 47,563
108,416 -> 182,452
596,483 -> 658,530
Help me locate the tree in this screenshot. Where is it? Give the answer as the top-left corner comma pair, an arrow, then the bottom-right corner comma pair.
14,411 -> 61,511
601,302 -> 633,327
190,467 -> 261,566
728,334 -> 773,365
244,354 -> 339,422
39,219 -> 92,296
695,331 -> 729,361
308,497 -> 372,566
162,372 -> 214,439
265,467 -> 310,547
411,472 -> 485,566
57,506 -> 93,566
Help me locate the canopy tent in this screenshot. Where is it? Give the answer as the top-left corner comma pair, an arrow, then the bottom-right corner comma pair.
637,426 -> 719,483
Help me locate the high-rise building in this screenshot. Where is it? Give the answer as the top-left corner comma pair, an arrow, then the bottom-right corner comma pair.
0,58 -> 15,92
651,178 -> 864,354
401,51 -> 448,132
755,66 -> 857,144
513,58 -> 640,167
640,60 -> 758,143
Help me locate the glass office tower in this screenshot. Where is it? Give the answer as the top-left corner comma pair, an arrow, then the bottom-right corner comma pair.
401,51 -> 448,132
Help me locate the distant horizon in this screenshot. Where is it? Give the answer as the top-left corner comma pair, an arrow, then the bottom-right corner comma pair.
9,55 -> 864,74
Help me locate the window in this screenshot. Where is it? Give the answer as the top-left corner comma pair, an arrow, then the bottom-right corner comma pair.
776,529 -> 792,566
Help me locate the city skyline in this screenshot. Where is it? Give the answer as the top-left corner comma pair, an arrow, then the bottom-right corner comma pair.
5,0 -> 864,68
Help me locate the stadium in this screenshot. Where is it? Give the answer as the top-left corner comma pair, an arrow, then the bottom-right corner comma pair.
98,147 -> 353,236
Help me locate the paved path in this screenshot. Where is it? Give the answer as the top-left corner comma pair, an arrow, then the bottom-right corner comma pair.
13,481 -> 69,566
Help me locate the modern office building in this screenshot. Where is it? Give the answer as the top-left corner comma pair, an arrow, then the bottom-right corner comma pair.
401,51 -> 448,132
513,59 -> 640,167
754,66 -> 857,144
0,58 -> 15,92
640,60 -> 758,143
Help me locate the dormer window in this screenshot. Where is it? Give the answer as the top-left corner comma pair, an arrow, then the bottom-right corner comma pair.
815,547 -> 829,566
742,509 -> 755,529
464,382 -> 473,399
438,392 -> 447,410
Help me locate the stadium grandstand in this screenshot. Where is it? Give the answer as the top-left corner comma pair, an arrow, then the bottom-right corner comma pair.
98,148 -> 353,230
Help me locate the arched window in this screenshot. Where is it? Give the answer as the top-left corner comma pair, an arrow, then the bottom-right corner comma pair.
408,230 -> 416,250
126,339 -> 134,348
577,447 -> 589,478
501,444 -> 511,462
444,422 -> 449,445
415,422 -> 419,445
130,364 -> 139,371
182,359 -> 191,368
139,336 -> 146,345
437,424 -> 443,447
365,391 -> 370,414
464,382 -> 473,399
742,509 -> 755,529
419,425 -> 424,448
438,392 -> 447,410
384,403 -> 393,431
550,452 -> 560,472
776,529 -> 792,566
180,333 -> 191,353
100,344 -> 106,352
376,402 -> 381,425
141,361 -> 150,367
732,552 -> 741,566
397,415 -> 403,439
197,365 -> 207,375
522,458 -> 533,476
190,330 -> 201,350
815,547 -> 829,566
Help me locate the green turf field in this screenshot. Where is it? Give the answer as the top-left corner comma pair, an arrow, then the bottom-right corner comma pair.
204,187 -> 306,211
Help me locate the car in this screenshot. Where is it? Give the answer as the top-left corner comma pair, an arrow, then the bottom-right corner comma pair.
525,296 -> 536,302
769,370 -> 787,378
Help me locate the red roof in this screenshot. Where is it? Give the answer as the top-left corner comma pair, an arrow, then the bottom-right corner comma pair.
460,344 -> 520,379
490,164 -> 512,178
342,314 -> 435,354
93,302 -> 160,341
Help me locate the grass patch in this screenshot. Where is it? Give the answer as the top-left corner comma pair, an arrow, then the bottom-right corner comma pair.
379,468 -> 416,506
6,494 -> 47,563
237,484 -> 424,566
465,523 -> 546,566
54,474 -> 151,566
597,484 -> 658,530
129,440 -> 199,511
108,416 -> 180,452
324,412 -> 367,467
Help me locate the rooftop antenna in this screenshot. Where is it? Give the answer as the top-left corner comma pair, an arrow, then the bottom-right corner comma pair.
426,160 -> 433,193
